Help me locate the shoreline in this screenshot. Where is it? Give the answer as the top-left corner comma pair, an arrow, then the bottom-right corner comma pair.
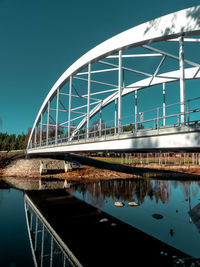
1,156 -> 200,191
1,155 -> 200,184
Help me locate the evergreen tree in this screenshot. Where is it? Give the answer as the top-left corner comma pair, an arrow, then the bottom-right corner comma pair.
0,132 -> 27,151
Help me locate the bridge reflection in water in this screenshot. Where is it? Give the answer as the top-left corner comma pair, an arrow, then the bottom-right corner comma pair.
24,194 -> 82,267
23,183 -> 200,267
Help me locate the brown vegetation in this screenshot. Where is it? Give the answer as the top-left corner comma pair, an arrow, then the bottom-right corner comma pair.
55,165 -> 137,182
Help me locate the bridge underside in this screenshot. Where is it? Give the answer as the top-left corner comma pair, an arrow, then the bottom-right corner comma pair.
27,125 -> 200,154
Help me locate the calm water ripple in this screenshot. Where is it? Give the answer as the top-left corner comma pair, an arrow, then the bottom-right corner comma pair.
0,188 -> 34,267
0,178 -> 200,266
68,179 -> 200,258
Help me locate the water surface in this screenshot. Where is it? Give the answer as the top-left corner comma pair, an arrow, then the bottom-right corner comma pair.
1,178 -> 200,267
69,179 -> 200,258
0,188 -> 34,267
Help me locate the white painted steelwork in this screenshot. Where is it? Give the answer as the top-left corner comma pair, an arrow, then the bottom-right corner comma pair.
27,6 -> 200,153
28,125 -> 200,154
70,67 -> 200,139
24,194 -> 82,267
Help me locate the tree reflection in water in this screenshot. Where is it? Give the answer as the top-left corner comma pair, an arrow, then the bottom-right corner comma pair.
69,179 -> 200,207
68,179 -> 200,259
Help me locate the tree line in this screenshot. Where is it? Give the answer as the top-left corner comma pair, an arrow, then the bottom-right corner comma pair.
0,132 -> 29,151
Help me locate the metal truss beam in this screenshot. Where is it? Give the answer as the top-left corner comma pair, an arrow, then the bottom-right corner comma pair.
50,108 -> 68,113
76,68 -> 118,76
149,56 -> 167,86
82,88 -> 117,96
73,75 -> 117,88
107,53 -> 162,58
71,100 -> 102,111
99,60 -> 152,77
143,45 -> 200,68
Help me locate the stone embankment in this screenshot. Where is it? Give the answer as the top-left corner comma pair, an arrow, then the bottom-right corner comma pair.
1,157 -> 138,181
3,158 -> 66,177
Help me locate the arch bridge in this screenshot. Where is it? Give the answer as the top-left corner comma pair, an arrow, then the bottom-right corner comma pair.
27,6 -> 200,155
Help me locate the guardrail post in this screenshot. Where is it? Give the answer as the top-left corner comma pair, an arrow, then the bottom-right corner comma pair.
34,216 -> 38,250
40,113 -> 43,147
55,88 -> 59,144
68,76 -> 72,141
163,83 -> 166,126
157,107 -> 159,129
135,90 -> 138,131
115,98 -> 117,134
41,224 -> 45,267
186,100 -> 190,124
87,63 -> 91,139
50,236 -> 54,267
118,50 -> 122,134
177,114 -> 180,125
46,100 -> 50,145
179,36 -> 186,124
99,107 -> 102,137
34,126 -> 37,147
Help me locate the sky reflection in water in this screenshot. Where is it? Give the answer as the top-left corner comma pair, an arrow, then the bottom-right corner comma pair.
0,188 -> 34,267
69,179 -> 200,258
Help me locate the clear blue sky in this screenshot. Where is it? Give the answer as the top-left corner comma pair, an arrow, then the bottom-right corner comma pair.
0,0 -> 199,134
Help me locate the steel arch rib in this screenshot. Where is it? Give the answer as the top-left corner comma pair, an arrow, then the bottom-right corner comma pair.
27,5 -> 200,148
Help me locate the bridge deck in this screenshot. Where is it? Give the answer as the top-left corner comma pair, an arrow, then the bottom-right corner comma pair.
28,124 -> 200,154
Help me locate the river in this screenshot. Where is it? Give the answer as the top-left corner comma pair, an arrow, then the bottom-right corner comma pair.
0,178 -> 200,266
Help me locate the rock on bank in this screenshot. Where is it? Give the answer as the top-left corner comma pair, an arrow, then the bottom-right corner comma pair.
3,158 -> 66,177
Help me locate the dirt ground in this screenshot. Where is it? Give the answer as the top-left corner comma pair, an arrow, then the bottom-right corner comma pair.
52,165 -> 138,182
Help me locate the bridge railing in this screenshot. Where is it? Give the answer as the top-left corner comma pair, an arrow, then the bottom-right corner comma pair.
30,96 -> 200,149
24,194 -> 82,267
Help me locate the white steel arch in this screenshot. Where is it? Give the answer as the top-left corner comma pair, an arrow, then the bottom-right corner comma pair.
27,5 -> 200,150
